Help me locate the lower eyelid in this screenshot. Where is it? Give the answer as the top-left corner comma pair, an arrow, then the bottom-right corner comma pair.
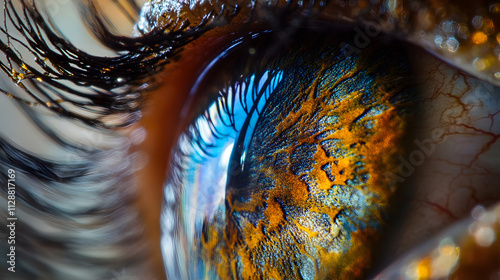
375,202 -> 500,279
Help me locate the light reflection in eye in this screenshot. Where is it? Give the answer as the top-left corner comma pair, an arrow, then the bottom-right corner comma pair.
164,70 -> 283,277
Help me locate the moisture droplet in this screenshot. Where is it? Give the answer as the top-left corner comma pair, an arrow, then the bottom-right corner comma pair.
473,226 -> 496,247
434,35 -> 444,47
472,15 -> 483,29
445,37 -> 459,52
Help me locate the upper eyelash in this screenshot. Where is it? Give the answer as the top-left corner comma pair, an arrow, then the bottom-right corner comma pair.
0,0 -> 323,132
0,1 -> 328,278
0,0 -> 237,129
0,2 -> 234,278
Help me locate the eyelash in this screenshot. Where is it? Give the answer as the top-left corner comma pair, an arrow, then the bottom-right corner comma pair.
0,1 -> 294,278
1,0 -> 329,133
0,0 -> 310,215
0,0 -> 238,129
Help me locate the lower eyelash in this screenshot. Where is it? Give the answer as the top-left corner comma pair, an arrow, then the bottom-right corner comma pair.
0,125 -> 151,279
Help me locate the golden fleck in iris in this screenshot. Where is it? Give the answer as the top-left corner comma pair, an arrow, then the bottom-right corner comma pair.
472,31 -> 488,44
496,33 -> 500,44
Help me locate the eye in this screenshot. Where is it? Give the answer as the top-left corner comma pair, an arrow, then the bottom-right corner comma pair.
161,27 -> 419,279
136,1 -> 500,279
0,1 -> 499,280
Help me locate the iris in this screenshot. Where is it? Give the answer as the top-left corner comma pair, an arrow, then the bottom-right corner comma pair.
163,30 -> 418,279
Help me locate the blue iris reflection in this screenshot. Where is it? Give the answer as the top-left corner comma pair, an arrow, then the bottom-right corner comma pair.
162,70 -> 284,279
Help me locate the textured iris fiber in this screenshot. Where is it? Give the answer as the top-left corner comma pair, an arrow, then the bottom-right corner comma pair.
192,34 -> 418,279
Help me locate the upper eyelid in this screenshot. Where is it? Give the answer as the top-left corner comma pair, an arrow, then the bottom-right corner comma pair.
2,0 -> 497,128
140,0 -> 500,87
